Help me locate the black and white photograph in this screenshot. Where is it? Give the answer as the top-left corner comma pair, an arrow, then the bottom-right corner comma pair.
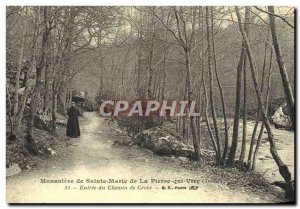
5,5 -> 295,204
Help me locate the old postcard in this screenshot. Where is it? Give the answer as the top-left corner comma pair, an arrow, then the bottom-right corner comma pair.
6,6 -> 295,204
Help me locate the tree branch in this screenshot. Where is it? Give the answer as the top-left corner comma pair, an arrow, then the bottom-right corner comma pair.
254,6 -> 294,29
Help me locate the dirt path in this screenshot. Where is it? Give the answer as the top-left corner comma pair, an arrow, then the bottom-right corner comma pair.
7,112 -> 277,203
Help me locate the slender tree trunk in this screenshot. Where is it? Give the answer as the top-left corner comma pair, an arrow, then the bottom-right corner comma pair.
239,7 -> 250,162
51,91 -> 58,133
160,24 -> 169,125
239,52 -> 248,162
147,11 -> 155,99
136,30 -> 142,98
227,51 -> 246,165
206,6 -> 221,164
185,51 -> 201,161
227,7 -> 250,166
247,30 -> 269,166
43,61 -> 49,112
51,57 -> 58,132
182,80 -> 188,140
210,7 -> 229,164
202,71 -> 219,163
252,47 -> 273,170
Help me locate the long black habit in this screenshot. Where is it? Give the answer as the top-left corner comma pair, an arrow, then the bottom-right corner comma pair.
66,106 -> 81,138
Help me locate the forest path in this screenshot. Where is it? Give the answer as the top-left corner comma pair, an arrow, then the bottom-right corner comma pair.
7,112 -> 274,203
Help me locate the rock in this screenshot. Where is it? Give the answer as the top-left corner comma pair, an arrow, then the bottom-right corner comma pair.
271,104 -> 292,130
134,127 -> 194,159
160,127 -> 185,141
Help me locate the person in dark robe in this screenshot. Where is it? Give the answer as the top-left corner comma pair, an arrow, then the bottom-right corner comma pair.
66,102 -> 81,138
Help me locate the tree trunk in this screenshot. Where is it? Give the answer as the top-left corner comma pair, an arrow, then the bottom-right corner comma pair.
239,7 -> 250,163
227,51 -> 246,165
210,7 -> 229,164
239,54 -> 247,162
202,71 -> 219,163
51,91 -> 58,133
185,52 -> 201,161
247,30 -> 269,166
227,7 -> 250,166
182,79 -> 188,140
136,29 -> 143,98
160,22 -> 169,125
206,6 -> 221,164
252,47 -> 273,170
147,11 -> 155,99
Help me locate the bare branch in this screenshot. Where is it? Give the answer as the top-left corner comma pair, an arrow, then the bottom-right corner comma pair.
254,6 -> 294,29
